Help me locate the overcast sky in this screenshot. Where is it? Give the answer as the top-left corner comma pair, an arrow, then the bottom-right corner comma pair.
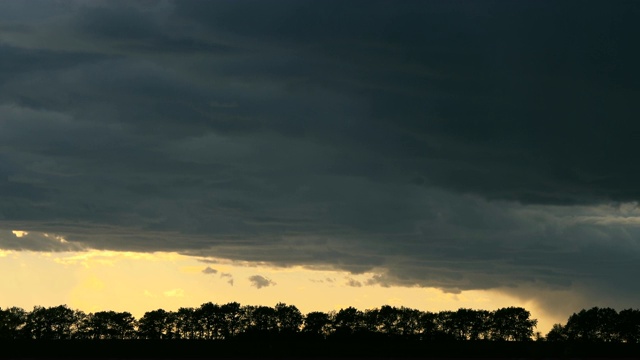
1,0 -> 639,320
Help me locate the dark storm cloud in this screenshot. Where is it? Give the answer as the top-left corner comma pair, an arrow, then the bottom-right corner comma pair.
1,0 -> 639,315
0,45 -> 107,81
72,3 -> 235,54
169,0 -> 640,204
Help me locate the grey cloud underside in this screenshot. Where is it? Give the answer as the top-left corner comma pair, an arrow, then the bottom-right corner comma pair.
0,230 -> 84,252
1,0 -> 640,313
202,266 -> 217,274
345,278 -> 363,288
248,275 -> 275,289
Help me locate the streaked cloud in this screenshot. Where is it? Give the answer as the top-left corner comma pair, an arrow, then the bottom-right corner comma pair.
163,288 -> 185,298
0,230 -> 84,252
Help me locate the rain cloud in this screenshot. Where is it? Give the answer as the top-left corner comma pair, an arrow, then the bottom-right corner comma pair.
0,0 -> 639,315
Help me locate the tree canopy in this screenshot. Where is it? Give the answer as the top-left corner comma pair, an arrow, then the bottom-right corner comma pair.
0,303 -> 637,343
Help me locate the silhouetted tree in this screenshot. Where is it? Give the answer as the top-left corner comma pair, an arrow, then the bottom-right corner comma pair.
78,311 -> 136,339
565,307 -> 619,342
436,311 -> 461,340
23,305 -> 82,340
545,323 -> 567,342
246,305 -> 278,335
274,302 -> 302,334
196,302 -> 223,340
22,306 -> 48,340
618,308 -> 640,343
11,301 -> 622,345
137,309 -> 174,339
174,307 -> 197,339
597,307 -> 619,342
332,307 -> 365,337
533,331 -> 544,341
220,302 -> 243,339
302,311 -> 332,338
396,307 -> 422,337
452,308 -> 491,340
0,307 -> 27,339
418,311 -> 443,340
490,307 -> 537,341
111,311 -> 136,339
362,308 -> 379,333
377,305 -> 400,335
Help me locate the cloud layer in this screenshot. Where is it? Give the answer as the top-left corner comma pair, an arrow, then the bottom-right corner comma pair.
1,1 -> 639,314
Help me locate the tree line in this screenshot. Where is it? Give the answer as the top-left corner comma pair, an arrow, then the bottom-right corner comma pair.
546,307 -> 640,343
0,303 -> 638,342
1,303 -> 534,341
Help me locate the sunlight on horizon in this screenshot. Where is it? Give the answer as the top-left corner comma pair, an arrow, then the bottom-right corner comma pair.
0,247 -> 561,334
11,230 -> 28,238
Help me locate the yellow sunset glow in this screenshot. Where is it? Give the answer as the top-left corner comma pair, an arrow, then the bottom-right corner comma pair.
0,249 -> 561,334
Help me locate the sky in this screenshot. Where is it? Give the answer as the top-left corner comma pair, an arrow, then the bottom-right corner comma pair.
1,0 -> 640,335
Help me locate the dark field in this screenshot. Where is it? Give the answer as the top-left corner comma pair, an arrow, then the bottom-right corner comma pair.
2,339 -> 639,358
